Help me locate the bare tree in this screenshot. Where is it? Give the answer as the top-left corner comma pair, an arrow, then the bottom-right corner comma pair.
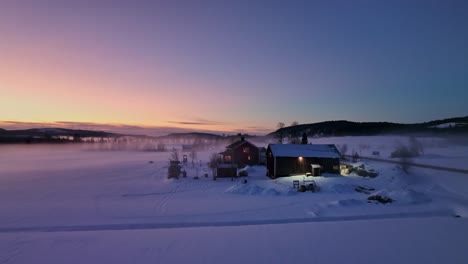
189,149 -> 198,168
399,156 -> 412,174
208,153 -> 221,177
288,121 -> 300,144
156,142 -> 166,152
351,151 -> 360,163
275,122 -> 286,144
409,137 -> 424,155
169,148 -> 180,162
289,133 -> 300,144
338,144 -> 348,157
390,139 -> 422,159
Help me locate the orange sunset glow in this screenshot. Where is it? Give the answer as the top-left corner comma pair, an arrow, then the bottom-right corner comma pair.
1,1 -> 467,136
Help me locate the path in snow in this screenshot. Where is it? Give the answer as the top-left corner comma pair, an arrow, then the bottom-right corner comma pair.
0,210 -> 454,234
351,155 -> 468,174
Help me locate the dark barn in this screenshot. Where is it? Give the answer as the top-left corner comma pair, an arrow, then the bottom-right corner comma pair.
266,144 -> 341,178
219,137 -> 259,166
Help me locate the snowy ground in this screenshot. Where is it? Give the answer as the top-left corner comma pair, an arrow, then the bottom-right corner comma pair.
309,135 -> 468,170
1,137 -> 468,264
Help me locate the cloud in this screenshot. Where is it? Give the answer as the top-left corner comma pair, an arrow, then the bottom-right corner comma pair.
0,120 -> 236,136
0,120 -> 272,136
167,118 -> 225,126
0,121 -> 195,136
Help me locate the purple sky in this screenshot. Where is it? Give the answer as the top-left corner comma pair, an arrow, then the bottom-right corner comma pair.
1,0 -> 467,135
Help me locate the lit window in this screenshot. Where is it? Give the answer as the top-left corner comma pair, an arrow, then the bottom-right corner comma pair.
225,155 -> 232,162
243,147 -> 250,153
248,156 -> 251,160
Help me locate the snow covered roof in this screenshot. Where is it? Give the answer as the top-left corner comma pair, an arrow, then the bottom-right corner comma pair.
268,144 -> 340,159
225,139 -> 257,150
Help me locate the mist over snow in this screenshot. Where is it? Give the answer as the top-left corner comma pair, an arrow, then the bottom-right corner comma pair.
1,135 -> 468,263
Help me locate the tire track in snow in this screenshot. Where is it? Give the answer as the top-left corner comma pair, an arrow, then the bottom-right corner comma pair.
0,210 -> 455,234
0,235 -> 27,264
153,183 -> 179,215
152,163 -> 186,216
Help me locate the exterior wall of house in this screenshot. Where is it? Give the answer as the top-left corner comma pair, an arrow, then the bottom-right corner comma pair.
266,146 -> 340,177
222,154 -> 232,163
272,157 -> 339,177
223,141 -> 259,166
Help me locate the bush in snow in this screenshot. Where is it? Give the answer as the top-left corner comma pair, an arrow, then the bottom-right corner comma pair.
409,137 -> 424,155
238,170 -> 248,177
338,144 -> 348,157
368,195 -> 393,204
351,151 -> 360,162
399,156 -> 412,174
391,137 -> 423,158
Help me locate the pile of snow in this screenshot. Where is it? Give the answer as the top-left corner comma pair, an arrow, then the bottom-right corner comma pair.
373,189 -> 431,205
225,182 -> 295,196
320,183 -> 358,194
238,165 -> 256,174
327,198 -> 366,207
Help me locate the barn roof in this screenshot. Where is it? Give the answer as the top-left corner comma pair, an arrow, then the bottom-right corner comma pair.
268,144 -> 341,158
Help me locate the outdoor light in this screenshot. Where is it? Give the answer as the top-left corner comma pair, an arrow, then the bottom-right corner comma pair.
298,156 -> 303,161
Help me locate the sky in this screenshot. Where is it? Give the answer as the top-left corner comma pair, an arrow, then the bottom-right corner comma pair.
1,0 -> 467,135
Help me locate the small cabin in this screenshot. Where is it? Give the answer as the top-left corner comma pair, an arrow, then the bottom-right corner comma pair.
266,144 -> 341,178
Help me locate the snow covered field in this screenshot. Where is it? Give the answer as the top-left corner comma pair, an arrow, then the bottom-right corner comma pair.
310,135 -> 468,170
1,136 -> 468,264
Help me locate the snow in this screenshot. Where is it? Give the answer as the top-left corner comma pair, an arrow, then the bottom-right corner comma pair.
1,218 -> 468,264
1,136 -> 468,263
268,144 -> 340,158
310,136 -> 468,170
429,122 -> 466,128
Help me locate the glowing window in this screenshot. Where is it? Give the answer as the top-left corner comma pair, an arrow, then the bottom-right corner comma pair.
243,147 -> 250,153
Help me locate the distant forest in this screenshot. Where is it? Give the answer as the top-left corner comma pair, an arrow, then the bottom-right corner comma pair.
1,116 -> 467,145
270,116 -> 468,139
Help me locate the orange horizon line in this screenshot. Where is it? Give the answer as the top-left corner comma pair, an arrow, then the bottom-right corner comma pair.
0,120 -> 271,135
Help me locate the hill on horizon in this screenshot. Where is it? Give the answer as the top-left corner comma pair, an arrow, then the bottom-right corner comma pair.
1,116 -> 467,144
270,116 -> 468,138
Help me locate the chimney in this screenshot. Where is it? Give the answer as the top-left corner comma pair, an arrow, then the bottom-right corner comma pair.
241,136 -> 245,142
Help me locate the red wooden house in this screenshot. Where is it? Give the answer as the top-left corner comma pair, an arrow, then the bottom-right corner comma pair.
219,137 -> 259,166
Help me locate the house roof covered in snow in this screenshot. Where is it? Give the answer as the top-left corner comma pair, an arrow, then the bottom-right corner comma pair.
225,139 -> 257,150
268,144 -> 341,158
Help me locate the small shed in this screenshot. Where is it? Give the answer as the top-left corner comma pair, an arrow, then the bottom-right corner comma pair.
266,144 -> 341,178
311,164 -> 321,176
216,164 -> 238,178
